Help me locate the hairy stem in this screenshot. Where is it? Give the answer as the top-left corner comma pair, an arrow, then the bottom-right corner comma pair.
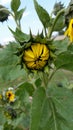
48,9 -> 65,38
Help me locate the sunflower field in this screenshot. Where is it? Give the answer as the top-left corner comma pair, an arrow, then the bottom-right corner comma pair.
0,0 -> 73,130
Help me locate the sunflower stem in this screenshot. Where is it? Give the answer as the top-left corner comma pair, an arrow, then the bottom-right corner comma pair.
48,8 -> 65,38
42,72 -> 49,88
48,68 -> 57,82
28,74 -> 37,90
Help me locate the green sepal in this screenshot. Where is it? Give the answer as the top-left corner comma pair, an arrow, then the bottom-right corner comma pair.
50,51 -> 57,59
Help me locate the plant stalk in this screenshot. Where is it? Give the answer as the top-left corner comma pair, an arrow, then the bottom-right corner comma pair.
48,9 -> 65,38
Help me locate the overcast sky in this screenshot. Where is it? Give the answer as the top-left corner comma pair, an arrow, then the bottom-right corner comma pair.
0,0 -> 70,44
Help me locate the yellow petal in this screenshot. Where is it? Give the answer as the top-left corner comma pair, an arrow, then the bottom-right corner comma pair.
64,29 -> 69,36
38,61 -> 46,68
31,44 -> 38,57
41,54 -> 49,61
41,45 -> 49,59
26,61 -> 36,69
31,43 -> 44,58
36,44 -> 44,57
24,50 -> 34,59
23,56 -> 34,62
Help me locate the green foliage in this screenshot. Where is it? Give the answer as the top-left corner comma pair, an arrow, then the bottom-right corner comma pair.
53,15 -> 65,31
11,0 -> 21,13
33,0 -> 50,28
54,51 -> 73,71
47,83 -> 73,130
15,8 -> 26,21
30,86 -> 73,130
0,42 -> 25,80
16,82 -> 34,98
53,38 -> 68,54
30,87 -> 46,130
9,28 -> 30,44
3,122 -> 14,130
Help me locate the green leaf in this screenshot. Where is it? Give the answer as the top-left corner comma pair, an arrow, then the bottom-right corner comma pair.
54,51 -> 73,71
47,84 -> 73,130
53,39 -> 68,54
0,42 -> 25,81
33,0 -> 50,28
30,86 -> 69,130
16,8 -> 26,21
37,98 -> 52,130
16,82 -> 34,97
14,127 -> 23,130
9,27 -> 30,43
53,15 -> 65,31
67,44 -> 73,53
30,87 -> 46,130
11,0 -> 21,12
15,82 -> 34,107
3,122 -> 14,130
0,108 -> 6,126
35,78 -> 42,87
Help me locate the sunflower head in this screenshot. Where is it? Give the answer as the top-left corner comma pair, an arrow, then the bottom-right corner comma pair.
4,107 -> 17,119
6,90 -> 15,102
65,1 -> 73,26
23,43 -> 49,70
16,32 -> 56,72
0,5 -> 9,22
64,18 -> 73,42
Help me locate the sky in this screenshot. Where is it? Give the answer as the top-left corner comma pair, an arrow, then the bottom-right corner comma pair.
0,0 -> 70,44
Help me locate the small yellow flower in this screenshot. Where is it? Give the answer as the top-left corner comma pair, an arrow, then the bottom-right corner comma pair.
65,19 -> 73,42
6,90 -> 15,102
23,43 -> 49,70
0,94 -> 2,100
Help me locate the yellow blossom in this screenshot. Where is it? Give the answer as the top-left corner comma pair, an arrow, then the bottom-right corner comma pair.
6,90 -> 15,102
65,19 -> 73,42
23,43 -> 49,70
0,94 -> 2,100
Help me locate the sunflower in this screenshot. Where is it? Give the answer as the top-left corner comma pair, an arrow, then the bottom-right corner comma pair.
23,43 -> 49,70
6,90 -> 15,102
0,5 -> 9,22
65,19 -> 73,42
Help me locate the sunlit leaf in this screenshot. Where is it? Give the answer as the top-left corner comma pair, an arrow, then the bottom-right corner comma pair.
33,0 -> 50,28
11,0 -> 21,12
53,15 -> 65,31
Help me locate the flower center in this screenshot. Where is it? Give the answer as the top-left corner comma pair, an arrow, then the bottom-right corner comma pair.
72,23 -> 73,28
8,93 -> 12,97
